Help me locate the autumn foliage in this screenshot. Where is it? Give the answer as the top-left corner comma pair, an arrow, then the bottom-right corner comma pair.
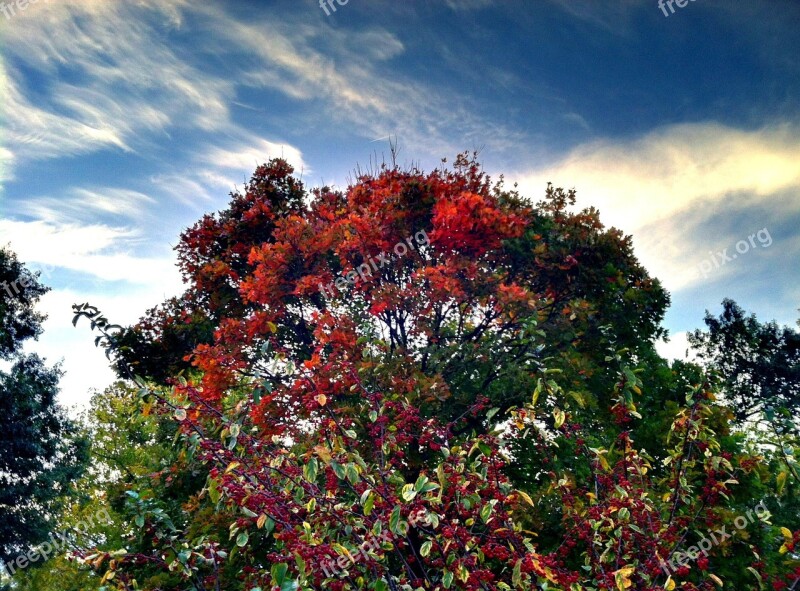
74,155 -> 800,591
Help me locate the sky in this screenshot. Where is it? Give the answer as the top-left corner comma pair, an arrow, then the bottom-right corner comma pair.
0,0 -> 798,408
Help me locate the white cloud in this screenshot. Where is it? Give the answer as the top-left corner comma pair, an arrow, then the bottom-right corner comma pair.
1,0 -> 235,162
1,0 -> 521,174
514,122 -> 800,291
0,215 -> 185,407
542,0 -> 642,34
0,218 -> 180,290
24,285 -> 183,408
444,0 -> 494,11
13,188 -> 157,224
655,331 -> 695,363
0,146 -> 13,183
202,138 -> 306,175
205,9 -> 523,158
516,123 -> 800,233
0,63 -> 131,160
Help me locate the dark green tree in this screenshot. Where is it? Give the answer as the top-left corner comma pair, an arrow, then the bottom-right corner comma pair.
0,246 -> 88,577
688,298 -> 800,430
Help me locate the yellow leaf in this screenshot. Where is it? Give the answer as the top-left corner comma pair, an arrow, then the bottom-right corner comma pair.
709,574 -> 724,587
664,577 -> 675,590
314,445 -> 332,463
614,566 -> 634,590
257,514 -> 267,529
315,394 -> 327,406
516,490 -> 535,506
333,543 -> 355,564
781,526 -> 793,540
777,471 -> 788,494
225,462 -> 240,474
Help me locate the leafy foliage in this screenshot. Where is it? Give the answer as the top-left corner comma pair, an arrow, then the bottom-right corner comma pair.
689,298 -> 800,430
69,157 -> 800,590
0,247 -> 88,575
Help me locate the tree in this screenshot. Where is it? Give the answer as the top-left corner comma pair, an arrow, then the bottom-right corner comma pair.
74,157 -> 800,590
8,381 -> 202,591
688,298 -> 800,429
0,247 -> 88,578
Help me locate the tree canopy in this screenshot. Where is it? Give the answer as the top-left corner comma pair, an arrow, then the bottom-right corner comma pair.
0,247 -> 88,577
53,156 -> 800,591
689,298 -> 800,431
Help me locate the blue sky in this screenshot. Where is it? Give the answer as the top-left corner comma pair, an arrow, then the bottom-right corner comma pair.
1,0 -> 799,407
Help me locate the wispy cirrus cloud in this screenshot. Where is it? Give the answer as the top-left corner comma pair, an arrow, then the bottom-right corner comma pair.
196,7 -> 526,159
444,0 -> 494,11
12,188 -> 157,225
1,0 -> 235,167
540,0 -> 645,36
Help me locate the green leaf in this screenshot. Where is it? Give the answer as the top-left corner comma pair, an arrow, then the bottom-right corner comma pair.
401,483 -> 417,502
443,570 -> 454,589
389,505 -> 401,534
419,541 -> 432,557
304,458 -> 318,483
241,506 -> 258,518
480,503 -> 493,523
361,490 -> 375,516
236,532 -> 249,547
512,559 -> 522,587
346,463 -> 360,485
747,566 -> 763,585
295,554 -> 306,574
271,563 -> 288,585
330,461 -> 346,479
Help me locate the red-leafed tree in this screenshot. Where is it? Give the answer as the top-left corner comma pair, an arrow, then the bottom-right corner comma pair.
74,155 -> 799,591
